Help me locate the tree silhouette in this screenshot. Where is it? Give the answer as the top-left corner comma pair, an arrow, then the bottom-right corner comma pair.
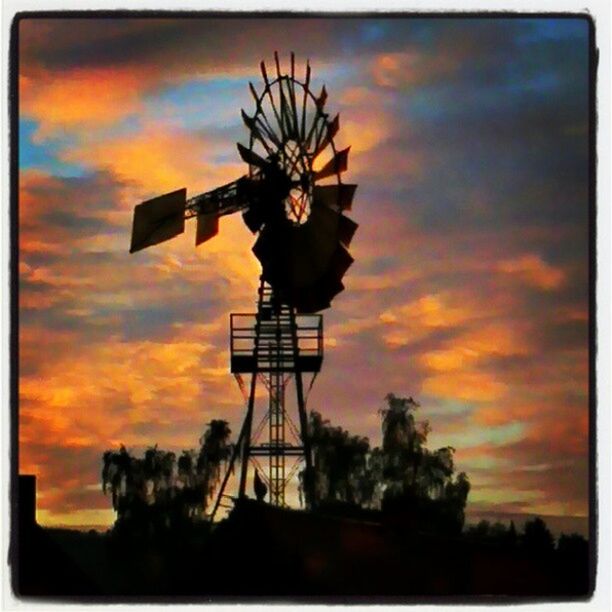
306,411 -> 373,507
376,394 -> 470,529
102,445 -> 136,516
101,419 -> 233,531
522,517 -> 555,554
508,520 -> 518,546
196,419 -> 233,512
301,393 -> 470,534
379,393 -> 423,495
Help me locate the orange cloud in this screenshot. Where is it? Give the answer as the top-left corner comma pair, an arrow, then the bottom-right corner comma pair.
474,407 -> 521,427
332,86 -> 416,179
497,254 -> 565,290
19,324 -> 246,520
422,322 -> 530,372
371,51 -> 458,88
422,348 -> 475,372
20,66 -> 156,138
19,169 -> 128,265
62,126 -> 243,197
380,293 -> 474,348
403,294 -> 472,327
422,370 -> 507,402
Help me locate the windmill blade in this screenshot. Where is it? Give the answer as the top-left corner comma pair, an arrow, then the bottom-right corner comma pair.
274,51 -> 282,79
308,201 -> 339,242
315,85 -> 328,110
290,231 -> 321,287
249,81 -> 260,104
238,55 -> 359,313
314,277 -> 344,308
277,78 -> 294,140
253,200 -> 354,310
130,188 -> 186,253
328,243 -> 354,280
292,252 -> 349,313
338,215 -> 358,247
284,76 -> 300,140
300,61 -> 311,139
241,110 -> 274,155
306,244 -> 353,308
293,221 -> 335,284
294,290 -> 331,314
240,109 -> 258,133
260,60 -> 269,86
313,184 -> 357,212
314,147 -> 350,181
244,96 -> 283,150
260,60 -> 285,141
313,114 -> 340,158
237,143 -> 268,169
196,213 -> 219,246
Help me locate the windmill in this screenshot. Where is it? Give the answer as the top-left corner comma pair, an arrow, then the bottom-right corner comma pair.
129,52 -> 358,516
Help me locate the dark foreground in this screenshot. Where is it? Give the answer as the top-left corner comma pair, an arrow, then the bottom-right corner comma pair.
14,500 -> 591,601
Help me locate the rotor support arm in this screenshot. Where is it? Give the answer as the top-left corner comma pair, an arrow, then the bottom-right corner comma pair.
185,176 -> 253,220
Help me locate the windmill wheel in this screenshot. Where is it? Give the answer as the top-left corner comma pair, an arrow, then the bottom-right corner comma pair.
238,53 -> 358,313
129,52 -> 358,313
239,52 -> 350,225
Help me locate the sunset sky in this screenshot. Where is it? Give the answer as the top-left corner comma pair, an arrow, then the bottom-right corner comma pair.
17,16 -> 591,530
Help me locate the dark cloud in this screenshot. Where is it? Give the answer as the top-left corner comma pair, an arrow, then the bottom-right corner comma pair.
20,171 -> 126,254
20,18 -> 368,75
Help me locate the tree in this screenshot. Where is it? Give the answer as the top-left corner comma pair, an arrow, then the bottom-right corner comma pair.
196,419 -> 233,512
305,411 -> 374,508
557,532 -> 588,555
508,520 -> 518,546
303,393 -> 470,533
379,394 -> 423,495
102,445 -> 136,516
373,393 -> 471,533
101,420 -> 233,532
522,517 -> 555,554
556,532 -> 589,594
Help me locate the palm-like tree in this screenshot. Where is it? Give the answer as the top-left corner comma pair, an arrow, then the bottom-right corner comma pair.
102,445 -> 135,515
196,420 -> 233,513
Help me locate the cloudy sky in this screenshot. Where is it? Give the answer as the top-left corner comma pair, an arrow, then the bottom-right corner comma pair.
17,16 -> 591,529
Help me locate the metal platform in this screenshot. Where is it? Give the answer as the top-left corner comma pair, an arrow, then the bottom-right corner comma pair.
230,312 -> 323,373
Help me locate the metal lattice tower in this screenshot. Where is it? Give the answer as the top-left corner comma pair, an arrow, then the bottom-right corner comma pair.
268,367 -> 286,505
210,279 -> 323,515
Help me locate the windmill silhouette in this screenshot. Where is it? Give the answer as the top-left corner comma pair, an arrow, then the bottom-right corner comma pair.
129,52 -> 358,516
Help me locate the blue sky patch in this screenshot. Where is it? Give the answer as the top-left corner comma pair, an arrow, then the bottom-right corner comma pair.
19,119 -> 87,177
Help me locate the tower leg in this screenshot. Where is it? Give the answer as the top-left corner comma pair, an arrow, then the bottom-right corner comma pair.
290,306 -> 315,509
269,370 -> 286,505
238,371 -> 258,498
210,410 -> 248,521
295,368 -> 314,508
